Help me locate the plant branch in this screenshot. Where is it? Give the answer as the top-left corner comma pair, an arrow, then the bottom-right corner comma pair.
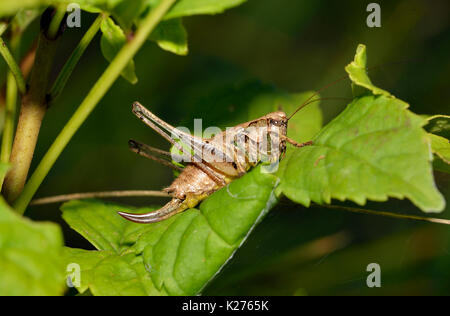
2,13 -> 63,204
14,0 -> 177,214
0,36 -> 26,94
316,203 -> 450,226
30,190 -> 171,205
49,14 -> 103,103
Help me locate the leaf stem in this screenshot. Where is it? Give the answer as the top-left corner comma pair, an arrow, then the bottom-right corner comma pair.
49,14 -> 103,103
0,36 -> 26,94
0,33 -> 21,182
13,0 -> 176,214
317,203 -> 450,226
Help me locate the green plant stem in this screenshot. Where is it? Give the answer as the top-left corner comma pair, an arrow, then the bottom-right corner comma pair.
46,5 -> 66,40
3,30 -> 60,204
1,73 -> 17,163
0,33 -> 21,183
0,36 -> 26,94
49,14 -> 103,103
13,0 -> 176,214
0,22 -> 7,35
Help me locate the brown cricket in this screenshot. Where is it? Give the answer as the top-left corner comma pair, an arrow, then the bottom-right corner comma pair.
118,102 -> 314,224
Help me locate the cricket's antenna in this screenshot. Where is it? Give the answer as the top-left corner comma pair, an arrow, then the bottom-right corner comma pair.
288,75 -> 350,121
287,58 -> 420,121
289,96 -> 353,118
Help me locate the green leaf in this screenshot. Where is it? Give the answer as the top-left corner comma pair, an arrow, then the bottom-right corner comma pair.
62,247 -> 164,295
164,0 -> 248,19
0,197 -> 65,295
67,0 -> 124,13
345,44 -> 391,98
136,167 -> 278,295
0,0 -> 118,17
277,94 -> 445,213
62,166 -> 278,295
100,17 -> 138,84
112,0 -> 147,31
0,0 -> 247,18
0,0 -> 46,17
275,44 -> 445,212
149,18 -> 188,55
429,133 -> 450,165
62,200 -> 166,295
62,199 -> 156,253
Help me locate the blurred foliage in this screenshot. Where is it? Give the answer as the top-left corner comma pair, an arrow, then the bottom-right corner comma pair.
0,190 -> 65,295
0,0 -> 449,295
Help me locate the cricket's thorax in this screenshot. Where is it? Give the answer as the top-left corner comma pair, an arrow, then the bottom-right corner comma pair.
203,111 -> 288,177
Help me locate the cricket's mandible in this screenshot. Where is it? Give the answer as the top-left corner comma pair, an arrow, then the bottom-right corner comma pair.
118,102 -> 314,224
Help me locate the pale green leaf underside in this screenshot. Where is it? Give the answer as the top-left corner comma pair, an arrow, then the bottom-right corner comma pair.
149,19 -> 188,55
277,95 -> 445,212
0,196 -> 65,295
100,17 -> 138,84
62,167 -> 278,295
345,44 -> 391,98
429,133 -> 450,165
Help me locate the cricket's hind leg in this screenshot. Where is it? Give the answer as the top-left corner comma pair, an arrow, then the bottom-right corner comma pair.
118,198 -> 184,224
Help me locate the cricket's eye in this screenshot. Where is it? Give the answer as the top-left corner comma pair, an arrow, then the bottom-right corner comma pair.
272,120 -> 281,126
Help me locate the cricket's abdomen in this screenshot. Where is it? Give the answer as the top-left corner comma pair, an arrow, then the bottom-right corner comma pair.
165,165 -> 224,200
118,164 -> 233,224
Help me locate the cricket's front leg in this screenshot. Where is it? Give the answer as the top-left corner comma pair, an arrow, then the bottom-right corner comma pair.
281,135 -> 314,148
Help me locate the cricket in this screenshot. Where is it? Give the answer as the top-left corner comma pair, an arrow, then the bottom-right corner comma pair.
28,71 -> 449,228
118,101 -> 315,224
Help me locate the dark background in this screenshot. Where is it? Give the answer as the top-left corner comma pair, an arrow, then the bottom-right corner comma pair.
4,0 -> 449,295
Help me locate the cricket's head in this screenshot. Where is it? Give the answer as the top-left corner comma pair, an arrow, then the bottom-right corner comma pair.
266,111 -> 288,159
266,111 -> 288,136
